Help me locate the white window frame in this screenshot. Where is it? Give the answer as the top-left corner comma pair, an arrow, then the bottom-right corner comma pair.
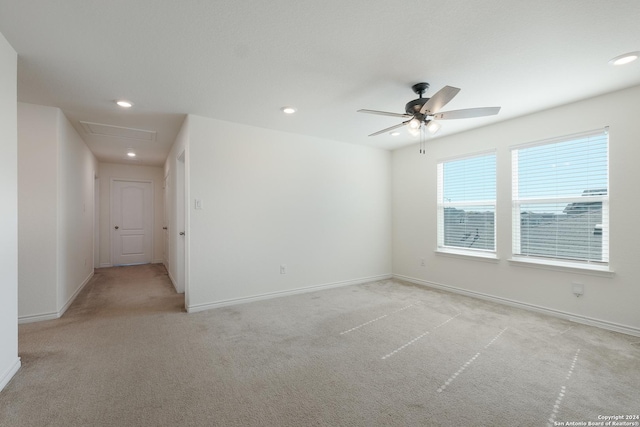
510,128 -> 609,270
437,151 -> 497,259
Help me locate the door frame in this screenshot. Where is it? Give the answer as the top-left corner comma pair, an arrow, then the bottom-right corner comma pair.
94,173 -> 100,268
176,151 -> 186,294
109,178 -> 154,266
163,170 -> 170,271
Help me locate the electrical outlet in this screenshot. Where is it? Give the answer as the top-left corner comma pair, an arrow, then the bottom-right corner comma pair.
194,199 -> 203,210
280,264 -> 287,275
572,282 -> 584,297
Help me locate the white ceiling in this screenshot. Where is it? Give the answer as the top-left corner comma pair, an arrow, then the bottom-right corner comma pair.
1,0 -> 639,166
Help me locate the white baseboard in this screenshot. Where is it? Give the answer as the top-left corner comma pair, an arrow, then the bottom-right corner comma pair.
58,271 -> 94,318
101,261 -> 163,267
394,274 -> 640,338
167,271 -> 182,293
19,271 -> 94,324
18,311 -> 59,324
187,274 -> 393,314
0,358 -> 21,392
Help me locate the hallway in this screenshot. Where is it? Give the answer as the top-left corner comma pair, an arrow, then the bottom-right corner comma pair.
66,264 -> 184,318
1,264 -> 187,426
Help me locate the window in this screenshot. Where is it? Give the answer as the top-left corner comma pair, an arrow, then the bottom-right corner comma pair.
437,152 -> 496,255
511,128 -> 609,266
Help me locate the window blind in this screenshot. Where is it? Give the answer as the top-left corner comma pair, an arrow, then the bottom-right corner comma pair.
512,128 -> 609,264
437,152 -> 496,253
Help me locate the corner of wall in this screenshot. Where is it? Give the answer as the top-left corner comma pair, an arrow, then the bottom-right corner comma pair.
0,29 -> 20,392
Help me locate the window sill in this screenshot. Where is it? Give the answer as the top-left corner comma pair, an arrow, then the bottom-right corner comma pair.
507,257 -> 614,277
435,248 -> 499,263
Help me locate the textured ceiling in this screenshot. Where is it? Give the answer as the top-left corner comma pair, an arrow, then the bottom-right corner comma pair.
1,0 -> 639,166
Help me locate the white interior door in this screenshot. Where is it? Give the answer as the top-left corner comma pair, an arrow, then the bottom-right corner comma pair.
111,180 -> 153,266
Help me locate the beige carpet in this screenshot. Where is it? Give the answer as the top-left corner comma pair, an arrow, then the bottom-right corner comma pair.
1,264 -> 638,426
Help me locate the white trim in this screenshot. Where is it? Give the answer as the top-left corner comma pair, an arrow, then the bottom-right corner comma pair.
187,274 -> 393,314
152,259 -> 164,264
0,358 -> 21,392
19,271 -> 94,324
393,273 -> 639,337
167,270 -> 181,294
58,270 -> 94,318
18,311 -> 58,324
99,262 -> 113,268
435,248 -> 499,262
508,257 -> 613,277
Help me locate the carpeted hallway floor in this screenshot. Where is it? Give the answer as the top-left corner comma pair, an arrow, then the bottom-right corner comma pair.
0,264 -> 638,426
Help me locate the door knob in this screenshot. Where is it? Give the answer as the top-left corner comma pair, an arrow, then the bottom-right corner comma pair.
162,226 -> 167,230
179,231 -> 185,236
114,225 -> 119,230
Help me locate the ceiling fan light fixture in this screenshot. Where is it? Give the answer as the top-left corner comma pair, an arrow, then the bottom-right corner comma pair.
408,127 -> 420,137
608,52 -> 639,66
409,118 -> 421,129
426,121 -> 441,135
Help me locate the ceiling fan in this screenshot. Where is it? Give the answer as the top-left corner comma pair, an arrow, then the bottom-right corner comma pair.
358,82 -> 500,151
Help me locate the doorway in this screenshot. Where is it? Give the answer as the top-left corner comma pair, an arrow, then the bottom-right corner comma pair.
110,179 -> 153,266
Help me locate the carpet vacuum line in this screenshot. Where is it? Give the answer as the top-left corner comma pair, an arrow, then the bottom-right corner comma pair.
381,312 -> 462,360
436,327 -> 508,393
339,302 -> 420,335
546,348 -> 581,427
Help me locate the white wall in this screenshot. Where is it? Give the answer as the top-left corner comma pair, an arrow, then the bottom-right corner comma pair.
17,103 -> 97,322
17,104 -> 58,317
0,31 -> 20,392
392,84 -> 640,335
184,115 -> 391,312
97,162 -> 165,267
57,110 -> 97,310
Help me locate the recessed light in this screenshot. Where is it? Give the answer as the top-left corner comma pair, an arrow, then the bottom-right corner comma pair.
390,131 -> 400,136
608,52 -> 639,66
116,100 -> 134,108
127,152 -> 136,157
281,106 -> 297,114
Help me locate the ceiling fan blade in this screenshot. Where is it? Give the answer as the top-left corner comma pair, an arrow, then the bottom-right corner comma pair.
419,85 -> 461,115
368,121 -> 409,137
432,106 -> 501,120
358,109 -> 412,119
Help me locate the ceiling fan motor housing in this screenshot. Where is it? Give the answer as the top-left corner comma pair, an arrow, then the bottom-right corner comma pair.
405,98 -> 429,118
406,82 -> 431,118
